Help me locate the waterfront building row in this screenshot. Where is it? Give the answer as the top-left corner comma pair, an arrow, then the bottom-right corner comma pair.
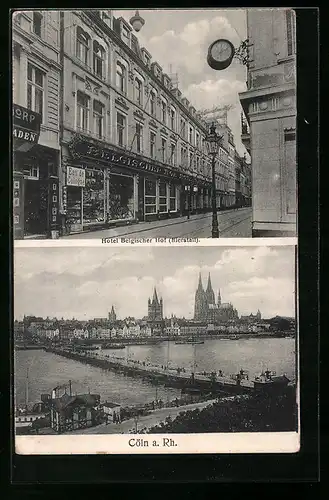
12,9 -> 252,239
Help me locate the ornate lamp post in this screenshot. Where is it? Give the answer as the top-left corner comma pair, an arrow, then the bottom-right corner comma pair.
129,10 -> 145,32
206,123 -> 221,238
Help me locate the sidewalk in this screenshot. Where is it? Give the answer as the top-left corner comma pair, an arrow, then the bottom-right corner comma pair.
62,207 -> 251,239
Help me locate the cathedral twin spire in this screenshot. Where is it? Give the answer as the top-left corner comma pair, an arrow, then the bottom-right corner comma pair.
194,273 -> 220,320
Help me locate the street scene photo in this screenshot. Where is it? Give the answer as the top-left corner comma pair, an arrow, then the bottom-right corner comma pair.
12,8 -> 296,240
14,245 -> 298,436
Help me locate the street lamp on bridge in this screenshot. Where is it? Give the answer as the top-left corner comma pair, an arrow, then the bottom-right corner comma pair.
205,123 -> 222,238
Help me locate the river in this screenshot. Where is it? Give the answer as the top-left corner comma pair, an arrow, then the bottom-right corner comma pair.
15,337 -> 296,408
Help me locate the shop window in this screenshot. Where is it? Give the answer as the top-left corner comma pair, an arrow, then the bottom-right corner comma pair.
170,108 -> 176,131
27,63 -> 44,117
32,12 -> 42,37
76,27 -> 90,66
116,61 -> 126,93
93,41 -> 105,79
93,100 -> 104,138
169,184 -> 177,211
150,131 -> 156,158
159,181 -> 167,213
77,91 -> 90,132
170,143 -> 176,166
161,137 -> 167,163
107,173 -> 135,220
135,78 -> 143,106
135,123 -> 143,153
83,169 -> 105,224
144,179 -> 156,214
116,112 -> 126,147
161,100 -> 167,124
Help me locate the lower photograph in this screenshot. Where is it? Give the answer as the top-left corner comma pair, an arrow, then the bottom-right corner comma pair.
13,243 -> 299,454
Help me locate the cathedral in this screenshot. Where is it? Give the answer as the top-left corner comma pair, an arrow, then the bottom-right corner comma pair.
194,273 -> 238,323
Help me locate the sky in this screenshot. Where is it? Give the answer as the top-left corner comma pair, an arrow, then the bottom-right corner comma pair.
14,245 -> 296,321
113,9 -> 248,155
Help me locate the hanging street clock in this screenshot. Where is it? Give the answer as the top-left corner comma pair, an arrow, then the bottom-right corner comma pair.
207,39 -> 235,71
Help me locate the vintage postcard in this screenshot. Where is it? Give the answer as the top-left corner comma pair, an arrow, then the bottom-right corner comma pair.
12,7 -> 299,457
14,242 -> 299,454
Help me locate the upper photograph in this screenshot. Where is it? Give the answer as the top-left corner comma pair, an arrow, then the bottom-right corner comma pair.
12,8 -> 296,240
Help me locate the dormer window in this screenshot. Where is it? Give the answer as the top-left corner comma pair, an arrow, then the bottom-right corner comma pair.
33,12 -> 42,37
76,27 -> 90,66
144,54 -> 150,67
121,25 -> 130,46
100,11 -> 111,27
93,41 -> 105,79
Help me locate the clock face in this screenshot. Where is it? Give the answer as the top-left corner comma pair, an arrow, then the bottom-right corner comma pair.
211,40 -> 234,62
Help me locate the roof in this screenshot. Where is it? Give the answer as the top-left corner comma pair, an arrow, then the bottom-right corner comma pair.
51,393 -> 100,412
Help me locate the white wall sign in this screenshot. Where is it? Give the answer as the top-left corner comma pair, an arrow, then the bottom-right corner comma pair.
67,167 -> 85,187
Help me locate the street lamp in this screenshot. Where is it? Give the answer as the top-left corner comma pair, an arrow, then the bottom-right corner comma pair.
206,123 -> 221,238
129,10 -> 145,32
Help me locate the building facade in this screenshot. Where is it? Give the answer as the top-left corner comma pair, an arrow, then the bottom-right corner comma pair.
194,273 -> 238,323
239,8 -> 296,236
59,9 -> 217,236
12,11 -> 61,239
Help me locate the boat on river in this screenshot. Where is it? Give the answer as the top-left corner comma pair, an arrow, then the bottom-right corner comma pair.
175,338 -> 204,345
102,343 -> 126,350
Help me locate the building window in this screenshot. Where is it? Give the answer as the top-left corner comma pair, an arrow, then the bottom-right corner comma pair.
24,165 -> 39,180
150,90 -> 156,115
145,179 -> 156,214
93,41 -> 105,79
121,25 -> 130,46
196,133 -> 200,149
161,100 -> 167,124
180,118 -> 186,139
159,181 -> 167,213
181,146 -> 187,167
27,63 -> 44,116
116,112 -> 126,147
77,91 -> 90,132
116,61 -> 126,93
170,143 -> 176,166
286,10 -> 296,56
76,27 -> 90,66
161,137 -> 167,163
189,126 -> 193,144
93,100 -> 104,138
169,184 -> 177,211
134,78 -> 143,105
32,12 -> 42,37
196,157 -> 200,171
170,108 -> 176,130
190,153 -> 194,170
135,123 -> 143,153
150,131 -> 156,158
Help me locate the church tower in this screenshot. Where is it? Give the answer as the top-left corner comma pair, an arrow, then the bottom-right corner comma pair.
217,288 -> 221,307
108,305 -> 117,322
205,273 -> 215,306
148,287 -> 163,320
194,273 -> 208,321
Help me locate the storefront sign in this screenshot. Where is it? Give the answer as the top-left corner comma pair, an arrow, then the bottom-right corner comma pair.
12,104 -> 41,145
69,139 -> 182,180
66,166 -> 86,187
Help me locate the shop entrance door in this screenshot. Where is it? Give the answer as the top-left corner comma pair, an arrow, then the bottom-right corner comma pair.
24,178 -> 48,237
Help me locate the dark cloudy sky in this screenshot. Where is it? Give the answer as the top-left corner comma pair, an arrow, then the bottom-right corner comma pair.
113,9 -> 248,154
14,245 -> 296,321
